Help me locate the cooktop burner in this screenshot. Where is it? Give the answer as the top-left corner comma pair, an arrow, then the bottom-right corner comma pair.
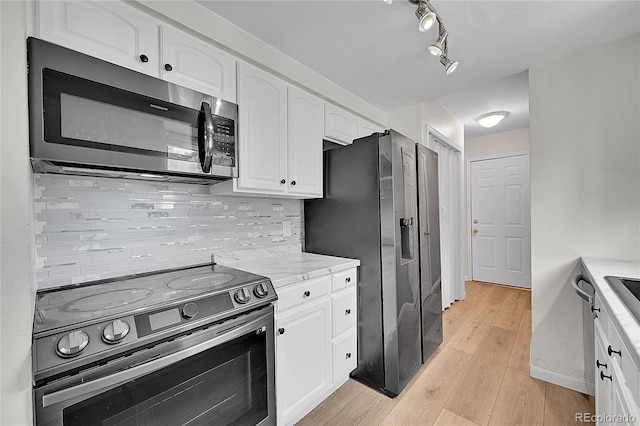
62,289 -> 154,313
33,263 -> 272,334
166,272 -> 237,290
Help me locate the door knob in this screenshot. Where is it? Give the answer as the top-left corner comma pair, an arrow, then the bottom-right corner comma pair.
473,229 -> 479,234
473,219 -> 478,224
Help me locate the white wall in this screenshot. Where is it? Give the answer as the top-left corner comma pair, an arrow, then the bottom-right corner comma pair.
386,103 -> 423,142
465,127 -> 529,159
529,33 -> 640,391
422,100 -> 464,149
0,1 -> 35,424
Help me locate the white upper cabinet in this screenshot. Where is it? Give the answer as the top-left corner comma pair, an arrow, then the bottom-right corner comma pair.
324,103 -> 358,145
235,62 -> 288,194
160,26 -> 236,102
287,86 -> 323,197
357,119 -> 385,139
36,0 -> 159,77
325,103 -> 384,144
34,1 -> 236,100
213,63 -> 323,199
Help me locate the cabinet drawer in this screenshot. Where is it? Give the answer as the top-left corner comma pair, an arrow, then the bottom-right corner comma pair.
332,287 -> 357,337
332,268 -> 357,292
332,331 -> 357,382
276,276 -> 330,313
608,319 -> 640,406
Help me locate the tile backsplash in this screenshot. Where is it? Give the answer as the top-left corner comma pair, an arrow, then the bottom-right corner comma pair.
35,175 -> 303,289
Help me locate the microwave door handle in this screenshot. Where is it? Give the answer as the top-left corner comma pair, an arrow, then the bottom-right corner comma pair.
198,102 -> 214,173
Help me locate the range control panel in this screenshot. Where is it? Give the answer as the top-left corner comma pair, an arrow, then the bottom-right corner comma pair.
34,280 -> 275,375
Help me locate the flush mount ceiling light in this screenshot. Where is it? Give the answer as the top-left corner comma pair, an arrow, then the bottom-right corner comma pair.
476,111 -> 509,128
384,0 -> 459,75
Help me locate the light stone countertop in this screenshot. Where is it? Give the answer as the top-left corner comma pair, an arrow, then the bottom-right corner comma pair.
217,248 -> 360,288
581,257 -> 640,366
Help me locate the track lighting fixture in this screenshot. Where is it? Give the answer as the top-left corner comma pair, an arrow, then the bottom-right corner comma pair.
428,28 -> 447,56
440,55 -> 458,75
384,0 -> 459,75
415,3 -> 436,32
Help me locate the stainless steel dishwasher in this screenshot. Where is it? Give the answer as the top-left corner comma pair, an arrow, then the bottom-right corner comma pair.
572,267 -> 596,396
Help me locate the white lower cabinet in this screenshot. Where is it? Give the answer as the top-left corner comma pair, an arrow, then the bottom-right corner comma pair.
593,294 -> 640,426
275,268 -> 358,425
276,295 -> 331,424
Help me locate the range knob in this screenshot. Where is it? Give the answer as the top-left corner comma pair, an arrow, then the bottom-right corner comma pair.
234,287 -> 252,304
182,302 -> 198,319
56,330 -> 89,358
102,319 -> 130,344
253,282 -> 269,298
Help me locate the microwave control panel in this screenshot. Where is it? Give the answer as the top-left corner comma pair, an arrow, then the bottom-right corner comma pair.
211,115 -> 236,167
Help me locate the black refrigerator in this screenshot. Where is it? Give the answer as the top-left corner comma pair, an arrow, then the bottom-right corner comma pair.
304,130 -> 442,397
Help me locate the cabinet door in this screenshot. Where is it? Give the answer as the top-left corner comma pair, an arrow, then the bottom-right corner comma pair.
236,62 -> 288,193
276,298 -> 331,424
357,119 -> 384,139
37,0 -> 158,76
160,26 -> 236,102
595,319 -> 612,422
324,103 -> 357,145
610,358 -> 640,426
332,331 -> 357,382
287,86 -> 323,197
332,287 -> 357,337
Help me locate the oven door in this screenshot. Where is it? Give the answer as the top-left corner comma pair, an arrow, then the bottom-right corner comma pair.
34,307 -> 275,426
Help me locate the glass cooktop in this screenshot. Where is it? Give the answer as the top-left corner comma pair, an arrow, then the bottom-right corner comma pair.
33,263 -> 270,334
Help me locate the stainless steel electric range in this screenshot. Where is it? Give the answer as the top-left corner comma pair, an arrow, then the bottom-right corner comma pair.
32,263 -> 277,426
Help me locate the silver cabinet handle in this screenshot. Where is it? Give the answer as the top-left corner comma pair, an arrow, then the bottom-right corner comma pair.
198,102 -> 215,173
571,274 -> 593,304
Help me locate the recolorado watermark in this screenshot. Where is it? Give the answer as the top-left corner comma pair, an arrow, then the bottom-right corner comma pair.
575,412 -> 637,423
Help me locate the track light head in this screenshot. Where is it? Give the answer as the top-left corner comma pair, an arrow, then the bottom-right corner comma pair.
415,4 -> 436,32
428,29 -> 447,56
440,56 -> 458,75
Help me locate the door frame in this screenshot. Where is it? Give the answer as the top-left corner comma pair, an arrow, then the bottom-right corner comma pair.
425,125 -> 465,307
466,151 -> 530,282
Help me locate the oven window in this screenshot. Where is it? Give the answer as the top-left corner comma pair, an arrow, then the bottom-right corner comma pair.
63,330 -> 269,426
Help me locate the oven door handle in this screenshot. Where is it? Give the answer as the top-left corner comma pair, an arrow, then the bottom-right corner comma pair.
42,310 -> 271,408
571,274 -> 594,304
198,101 -> 215,174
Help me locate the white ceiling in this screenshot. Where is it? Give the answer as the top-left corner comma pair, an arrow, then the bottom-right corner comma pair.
197,0 -> 640,138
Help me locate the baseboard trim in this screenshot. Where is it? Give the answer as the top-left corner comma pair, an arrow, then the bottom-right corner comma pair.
530,365 -> 595,396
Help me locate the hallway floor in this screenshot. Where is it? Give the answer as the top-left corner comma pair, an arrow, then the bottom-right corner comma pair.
298,281 -> 595,425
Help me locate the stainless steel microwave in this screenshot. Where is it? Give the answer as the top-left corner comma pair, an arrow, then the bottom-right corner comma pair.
27,37 -> 238,184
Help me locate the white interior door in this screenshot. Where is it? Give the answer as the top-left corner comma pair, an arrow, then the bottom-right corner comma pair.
470,154 -> 531,288
426,133 -> 465,309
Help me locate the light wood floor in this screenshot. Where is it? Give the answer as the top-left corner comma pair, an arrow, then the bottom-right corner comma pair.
298,281 -> 595,426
